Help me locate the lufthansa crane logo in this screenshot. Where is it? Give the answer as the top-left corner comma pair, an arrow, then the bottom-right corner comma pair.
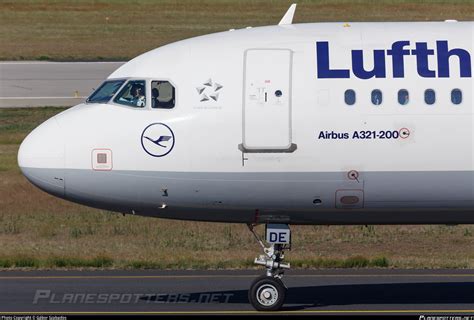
141,123 -> 175,157
196,78 -> 223,102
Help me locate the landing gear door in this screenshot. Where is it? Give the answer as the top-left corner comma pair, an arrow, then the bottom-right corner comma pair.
240,49 -> 296,153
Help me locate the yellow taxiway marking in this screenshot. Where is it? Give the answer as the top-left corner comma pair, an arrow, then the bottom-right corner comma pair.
3,310 -> 474,314
1,274 -> 474,280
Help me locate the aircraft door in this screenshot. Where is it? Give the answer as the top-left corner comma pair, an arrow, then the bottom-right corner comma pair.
240,49 -> 297,153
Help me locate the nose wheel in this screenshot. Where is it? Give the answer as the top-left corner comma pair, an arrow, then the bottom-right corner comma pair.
247,224 -> 291,311
248,275 -> 286,311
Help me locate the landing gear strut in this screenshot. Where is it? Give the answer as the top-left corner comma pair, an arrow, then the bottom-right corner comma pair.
247,223 -> 291,311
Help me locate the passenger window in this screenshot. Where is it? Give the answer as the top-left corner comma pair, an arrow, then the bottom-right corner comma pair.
113,80 -> 146,108
151,81 -> 176,109
371,89 -> 382,106
398,89 -> 409,105
451,89 -> 462,105
424,89 -> 436,105
344,89 -> 356,106
87,80 -> 125,104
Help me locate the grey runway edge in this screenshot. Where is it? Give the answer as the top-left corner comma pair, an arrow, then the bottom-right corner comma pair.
1,269 -> 474,314
0,61 -> 124,108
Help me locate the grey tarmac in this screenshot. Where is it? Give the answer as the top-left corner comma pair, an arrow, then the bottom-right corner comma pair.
0,61 -> 124,108
1,269 -> 474,315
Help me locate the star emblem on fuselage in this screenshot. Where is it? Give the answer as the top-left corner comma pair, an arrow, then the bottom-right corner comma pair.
196,78 -> 223,102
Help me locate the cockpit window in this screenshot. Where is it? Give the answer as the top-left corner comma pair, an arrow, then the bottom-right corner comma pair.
151,81 -> 175,109
87,80 -> 125,104
113,80 -> 146,108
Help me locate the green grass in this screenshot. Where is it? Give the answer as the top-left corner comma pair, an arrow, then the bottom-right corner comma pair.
9,256 -> 39,268
46,256 -> 114,268
0,107 -> 67,145
293,256 -> 390,268
0,255 -> 113,269
0,255 -> 391,270
0,0 -> 472,61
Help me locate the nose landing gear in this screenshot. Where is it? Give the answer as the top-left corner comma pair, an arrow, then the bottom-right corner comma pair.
247,224 -> 291,311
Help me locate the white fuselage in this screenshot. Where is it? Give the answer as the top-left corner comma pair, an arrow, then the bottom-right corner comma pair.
18,22 -> 474,224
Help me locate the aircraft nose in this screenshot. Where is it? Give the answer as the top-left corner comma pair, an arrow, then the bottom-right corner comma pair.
18,116 -> 65,198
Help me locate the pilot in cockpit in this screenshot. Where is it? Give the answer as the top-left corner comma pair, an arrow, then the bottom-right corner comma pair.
151,88 -> 160,108
130,84 -> 145,107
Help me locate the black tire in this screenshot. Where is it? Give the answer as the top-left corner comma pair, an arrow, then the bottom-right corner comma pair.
248,275 -> 286,311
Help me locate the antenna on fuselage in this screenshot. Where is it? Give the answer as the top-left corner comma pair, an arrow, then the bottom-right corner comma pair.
278,3 -> 297,25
